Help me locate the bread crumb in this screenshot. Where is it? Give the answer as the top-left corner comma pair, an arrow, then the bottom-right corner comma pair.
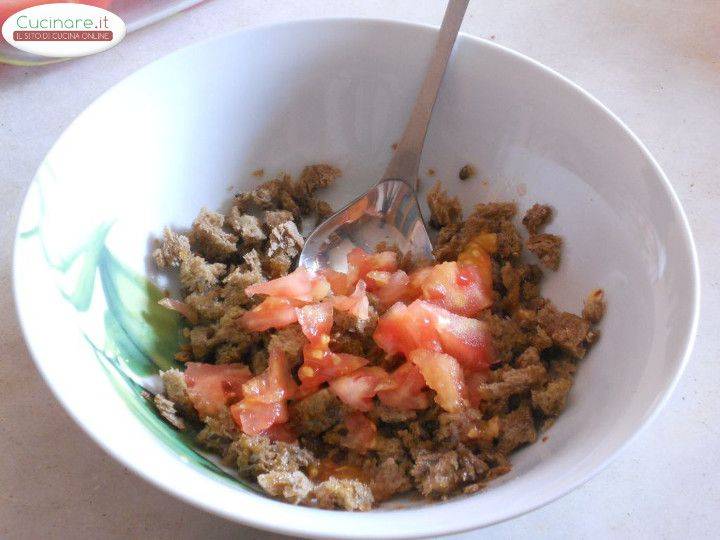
582,288 -> 606,323
313,478 -> 374,511
258,471 -> 314,504
459,164 -> 476,181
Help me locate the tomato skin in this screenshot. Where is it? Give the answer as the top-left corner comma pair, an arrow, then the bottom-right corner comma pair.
184,363 -> 252,418
321,268 -> 351,296
342,412 -> 377,453
331,280 -> 370,320
231,400 -> 289,436
346,248 -> 398,286
373,300 -> 494,371
329,366 -> 389,411
416,261 -> 492,317
241,347 -> 297,404
245,267 -> 330,303
260,422 -> 297,442
376,361 -> 431,410
296,301 -> 333,342
297,350 -> 369,396
409,349 -> 468,413
241,296 -> 300,332
372,301 -> 442,358
372,270 -> 413,310
230,348 -> 295,435
418,301 -> 495,371
457,238 -> 494,292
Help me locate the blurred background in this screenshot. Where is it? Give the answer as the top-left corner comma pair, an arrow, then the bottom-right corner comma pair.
1,1 -> 718,538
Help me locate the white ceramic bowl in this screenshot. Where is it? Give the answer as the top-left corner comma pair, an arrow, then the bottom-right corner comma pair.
13,18 -> 699,539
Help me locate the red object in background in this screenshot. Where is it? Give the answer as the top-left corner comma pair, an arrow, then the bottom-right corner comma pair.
0,1 -> 113,27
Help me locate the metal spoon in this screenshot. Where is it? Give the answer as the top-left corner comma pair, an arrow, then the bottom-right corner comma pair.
299,0 -> 470,272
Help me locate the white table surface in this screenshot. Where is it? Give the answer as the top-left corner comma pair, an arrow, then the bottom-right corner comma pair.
1,1 -> 718,538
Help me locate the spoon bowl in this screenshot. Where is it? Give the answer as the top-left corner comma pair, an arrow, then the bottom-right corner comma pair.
299,178 -> 434,272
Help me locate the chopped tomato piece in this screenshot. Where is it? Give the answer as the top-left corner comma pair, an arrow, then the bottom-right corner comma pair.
245,267 -> 331,303
241,296 -> 299,332
374,300 -> 494,371
372,301 -> 442,358
409,349 -> 467,413
376,362 -> 431,410
184,362 -> 252,418
230,400 -> 288,436
373,270 -> 412,309
297,350 -> 369,394
321,268 -> 351,296
332,280 -> 370,320
346,248 -> 398,286
458,237 -> 494,289
407,266 -> 434,298
241,347 -> 297,403
329,367 -> 389,411
296,301 -> 333,342
342,412 -> 377,453
419,301 -> 495,370
260,422 -> 297,443
416,261 -> 492,317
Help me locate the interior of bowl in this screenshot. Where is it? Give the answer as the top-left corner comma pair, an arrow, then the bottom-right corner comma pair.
14,18 -> 698,539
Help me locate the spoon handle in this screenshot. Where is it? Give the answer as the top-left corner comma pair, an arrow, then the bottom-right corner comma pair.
381,0 -> 470,185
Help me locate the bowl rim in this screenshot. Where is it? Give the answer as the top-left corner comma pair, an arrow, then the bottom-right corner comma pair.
12,16 -> 700,539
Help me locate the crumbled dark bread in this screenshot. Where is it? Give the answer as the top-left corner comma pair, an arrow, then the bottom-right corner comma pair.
153,228 -> 191,268
227,209 -> 266,246
312,199 -> 334,223
262,252 -> 293,279
232,435 -> 316,477
497,403 -> 536,454
527,233 -> 562,270
433,223 -> 463,262
189,208 -> 239,260
266,220 -> 304,259
522,204 -> 553,234
290,389 -> 345,435
537,304 -> 591,359
427,180 -> 463,228
160,368 -> 194,417
370,458 -> 412,501
196,413 -> 238,452
154,394 -> 186,430
268,325 -> 306,365
458,164 -> 476,181
262,209 -> 295,230
411,445 -> 487,498
582,289 -> 606,323
294,164 -> 341,208
179,255 -> 226,293
313,478 -> 374,511
258,471 -> 313,504
531,377 -> 573,416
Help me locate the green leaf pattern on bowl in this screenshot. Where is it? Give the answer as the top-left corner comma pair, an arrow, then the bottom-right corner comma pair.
21,189 -> 253,492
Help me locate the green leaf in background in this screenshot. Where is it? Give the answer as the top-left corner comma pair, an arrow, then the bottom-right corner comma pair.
99,246 -> 181,375
59,222 -> 113,311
